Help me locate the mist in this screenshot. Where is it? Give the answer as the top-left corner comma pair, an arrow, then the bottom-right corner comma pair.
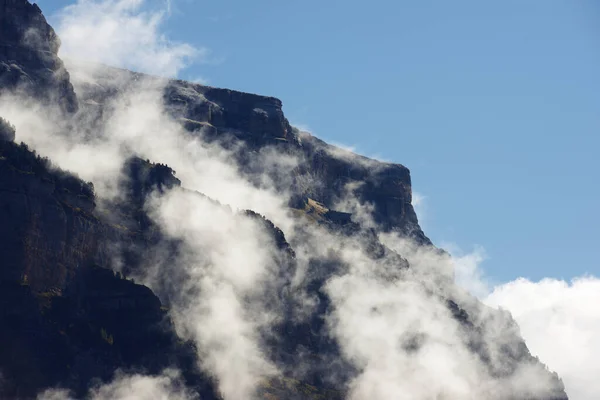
0,1 -> 597,399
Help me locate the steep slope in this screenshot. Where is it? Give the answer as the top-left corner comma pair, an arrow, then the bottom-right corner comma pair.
0,139 -> 216,398
0,1 -> 568,399
0,0 -> 77,113
71,61 -> 430,245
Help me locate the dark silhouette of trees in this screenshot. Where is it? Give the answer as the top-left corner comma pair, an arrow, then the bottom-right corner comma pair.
0,117 -> 16,142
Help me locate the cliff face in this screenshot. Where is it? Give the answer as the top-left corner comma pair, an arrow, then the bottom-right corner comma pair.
0,141 -> 97,292
72,61 -> 430,245
167,81 -> 295,144
0,268 -> 208,399
0,140 -> 214,399
0,1 -> 568,399
0,0 -> 78,113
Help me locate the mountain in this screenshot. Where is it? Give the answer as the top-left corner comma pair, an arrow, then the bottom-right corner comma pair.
0,0 -> 77,113
0,1 -> 568,399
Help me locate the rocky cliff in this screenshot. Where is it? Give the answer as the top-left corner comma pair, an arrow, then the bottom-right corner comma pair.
0,141 -> 215,399
0,0 -> 77,113
0,1 -> 568,399
71,61 -> 430,245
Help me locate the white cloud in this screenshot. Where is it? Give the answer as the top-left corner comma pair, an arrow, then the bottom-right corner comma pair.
440,242 -> 489,299
318,231 -> 564,400
412,191 -> 425,213
38,370 -> 196,400
145,189 -> 282,399
397,233 -> 600,400
485,276 -> 600,400
53,0 -> 204,77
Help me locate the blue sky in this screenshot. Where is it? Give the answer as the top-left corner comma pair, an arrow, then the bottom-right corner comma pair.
40,0 -> 599,285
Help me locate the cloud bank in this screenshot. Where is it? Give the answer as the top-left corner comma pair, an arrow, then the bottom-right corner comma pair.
486,276 -> 600,400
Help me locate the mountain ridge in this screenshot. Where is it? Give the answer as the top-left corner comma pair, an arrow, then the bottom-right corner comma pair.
0,1 -> 568,399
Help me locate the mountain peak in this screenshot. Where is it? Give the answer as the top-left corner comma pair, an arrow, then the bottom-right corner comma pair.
0,0 -> 58,52
0,0 -> 78,112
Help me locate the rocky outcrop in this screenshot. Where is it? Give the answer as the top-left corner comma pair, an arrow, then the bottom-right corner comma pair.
293,132 -> 430,243
0,0 -> 78,113
166,80 -> 296,146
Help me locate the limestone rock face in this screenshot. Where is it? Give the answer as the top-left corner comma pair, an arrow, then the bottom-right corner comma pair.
0,0 -> 78,113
